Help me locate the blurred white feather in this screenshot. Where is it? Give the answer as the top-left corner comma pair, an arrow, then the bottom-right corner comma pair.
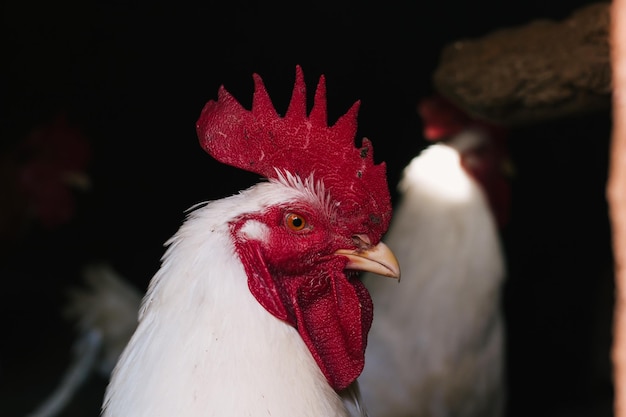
27,263 -> 142,417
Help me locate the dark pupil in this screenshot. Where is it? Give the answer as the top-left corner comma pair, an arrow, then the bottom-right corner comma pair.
292,216 -> 303,228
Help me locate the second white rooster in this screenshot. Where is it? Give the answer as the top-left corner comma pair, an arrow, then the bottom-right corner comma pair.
358,96 -> 510,417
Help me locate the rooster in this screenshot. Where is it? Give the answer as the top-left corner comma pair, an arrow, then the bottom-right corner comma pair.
357,95 -> 509,417
101,66 -> 400,417
0,113 -> 91,247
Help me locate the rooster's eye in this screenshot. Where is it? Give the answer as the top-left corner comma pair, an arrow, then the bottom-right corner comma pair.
285,213 -> 307,232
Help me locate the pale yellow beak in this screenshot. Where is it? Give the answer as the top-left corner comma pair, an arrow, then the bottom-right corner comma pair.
62,171 -> 92,190
335,241 -> 401,280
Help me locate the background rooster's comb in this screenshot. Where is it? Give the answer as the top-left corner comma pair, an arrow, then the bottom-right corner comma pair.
196,66 -> 391,232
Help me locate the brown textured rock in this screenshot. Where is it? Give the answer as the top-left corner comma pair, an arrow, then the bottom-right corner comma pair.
433,2 -> 612,126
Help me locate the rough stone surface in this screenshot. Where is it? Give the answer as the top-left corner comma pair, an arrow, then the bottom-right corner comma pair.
433,2 -> 612,126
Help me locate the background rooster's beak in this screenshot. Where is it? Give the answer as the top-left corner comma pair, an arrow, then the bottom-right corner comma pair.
62,171 -> 92,191
336,242 -> 401,280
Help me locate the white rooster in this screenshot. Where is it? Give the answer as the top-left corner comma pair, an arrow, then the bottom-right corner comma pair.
100,66 -> 400,417
358,96 -> 510,417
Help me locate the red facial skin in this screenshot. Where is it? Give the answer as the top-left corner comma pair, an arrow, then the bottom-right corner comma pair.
231,202 -> 374,391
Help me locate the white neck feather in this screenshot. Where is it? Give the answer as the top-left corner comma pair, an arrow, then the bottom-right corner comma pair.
102,186 -> 350,417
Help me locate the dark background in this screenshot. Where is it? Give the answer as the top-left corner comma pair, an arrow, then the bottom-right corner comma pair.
0,1 -> 614,416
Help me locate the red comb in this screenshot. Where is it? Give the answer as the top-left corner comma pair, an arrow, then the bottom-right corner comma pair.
196,66 -> 391,237
418,95 -> 507,142
418,95 -> 472,140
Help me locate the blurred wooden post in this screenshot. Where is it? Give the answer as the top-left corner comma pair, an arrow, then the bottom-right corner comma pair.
610,1 -> 626,416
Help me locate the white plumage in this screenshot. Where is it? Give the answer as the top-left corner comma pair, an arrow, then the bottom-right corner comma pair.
358,131 -> 507,417
103,181 -> 356,417
32,67 -> 400,417
27,264 -> 142,417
